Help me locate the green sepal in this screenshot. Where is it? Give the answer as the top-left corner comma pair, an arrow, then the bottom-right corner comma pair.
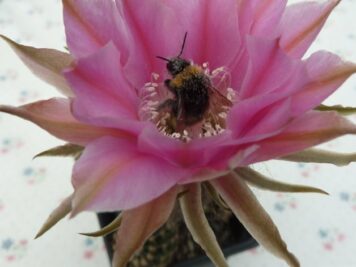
34,143 -> 84,159
316,104 -> 356,116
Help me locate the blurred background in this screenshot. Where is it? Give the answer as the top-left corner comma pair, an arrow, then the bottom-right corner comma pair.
1,0 -> 356,266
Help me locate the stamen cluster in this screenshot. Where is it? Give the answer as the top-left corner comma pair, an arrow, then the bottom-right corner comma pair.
139,65 -> 236,141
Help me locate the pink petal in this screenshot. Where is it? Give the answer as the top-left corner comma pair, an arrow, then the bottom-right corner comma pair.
138,127 -> 236,182
229,48 -> 250,92
229,39 -> 356,142
239,37 -> 308,99
64,43 -> 141,132
63,0 -> 149,88
279,0 -> 340,58
291,51 -> 356,116
113,187 -> 178,267
241,111 -> 356,165
1,35 -> 73,96
230,36 -> 308,99
117,0 -> 185,86
63,0 -> 129,60
227,95 -> 292,141
119,0 -> 241,80
228,40 -> 310,140
237,0 -> 287,36
138,125 -> 235,169
233,0 -> 288,91
71,137 -> 190,215
165,0 -> 241,68
0,98 -> 124,145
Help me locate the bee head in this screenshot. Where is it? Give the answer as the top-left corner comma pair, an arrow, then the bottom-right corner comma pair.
166,57 -> 190,76
157,32 -> 190,76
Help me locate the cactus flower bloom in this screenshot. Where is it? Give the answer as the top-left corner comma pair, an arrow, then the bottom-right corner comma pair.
2,0 -> 356,266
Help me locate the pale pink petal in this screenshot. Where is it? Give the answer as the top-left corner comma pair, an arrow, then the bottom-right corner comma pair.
64,43 -> 141,132
1,35 -> 73,96
113,187 -> 178,267
279,0 -> 340,58
237,0 -> 287,36
71,137 -> 190,215
0,98 -> 125,145
212,175 -> 300,267
291,51 -> 356,115
241,111 -> 356,165
63,0 -> 129,60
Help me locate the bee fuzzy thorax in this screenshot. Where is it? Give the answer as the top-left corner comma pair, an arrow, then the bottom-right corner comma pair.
169,65 -> 203,88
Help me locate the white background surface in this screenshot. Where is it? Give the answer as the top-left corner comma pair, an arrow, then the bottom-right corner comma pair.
1,0 -> 356,266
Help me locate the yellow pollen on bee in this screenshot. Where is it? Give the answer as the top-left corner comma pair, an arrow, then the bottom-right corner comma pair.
170,65 -> 202,88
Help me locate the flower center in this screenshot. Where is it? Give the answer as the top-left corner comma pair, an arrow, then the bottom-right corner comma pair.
139,63 -> 236,141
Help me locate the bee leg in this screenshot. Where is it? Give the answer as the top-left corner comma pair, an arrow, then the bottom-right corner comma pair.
164,79 -> 178,96
157,99 -> 179,133
176,94 -> 183,120
157,98 -> 177,114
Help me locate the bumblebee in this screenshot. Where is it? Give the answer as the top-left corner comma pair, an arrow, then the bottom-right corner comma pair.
157,33 -> 228,131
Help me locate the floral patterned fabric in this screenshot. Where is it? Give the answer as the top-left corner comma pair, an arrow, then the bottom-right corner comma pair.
1,0 -> 356,266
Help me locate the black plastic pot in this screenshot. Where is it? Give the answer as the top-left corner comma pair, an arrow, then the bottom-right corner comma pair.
97,212 -> 257,267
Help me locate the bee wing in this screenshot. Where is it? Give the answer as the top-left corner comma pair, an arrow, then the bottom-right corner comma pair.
210,67 -> 231,96
205,66 -> 235,127
209,86 -> 233,107
205,86 -> 233,128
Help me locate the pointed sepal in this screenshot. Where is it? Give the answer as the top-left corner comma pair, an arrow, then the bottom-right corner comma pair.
80,214 -> 122,237
281,148 -> 356,166
211,175 -> 300,267
235,167 -> 328,194
180,183 -> 228,267
0,35 -> 73,96
112,187 -> 178,267
316,104 -> 356,116
35,194 -> 73,239
34,143 -> 83,159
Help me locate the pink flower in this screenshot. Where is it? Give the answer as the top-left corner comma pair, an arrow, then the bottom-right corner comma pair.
2,0 -> 356,266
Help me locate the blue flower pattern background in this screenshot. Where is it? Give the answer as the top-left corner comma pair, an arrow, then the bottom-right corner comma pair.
0,238 -> 28,263
1,0 -> 356,266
